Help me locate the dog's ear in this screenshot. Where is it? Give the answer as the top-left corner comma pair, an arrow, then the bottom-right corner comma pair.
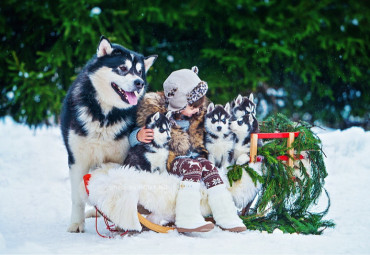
249,93 -> 254,103
234,94 -> 243,106
224,102 -> 231,115
144,55 -> 158,73
152,112 -> 160,122
97,36 -> 113,57
248,93 -> 257,115
207,102 -> 214,114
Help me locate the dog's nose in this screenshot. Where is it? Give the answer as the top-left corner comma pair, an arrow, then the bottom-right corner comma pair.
217,126 -> 222,131
134,79 -> 144,90
167,137 -> 171,141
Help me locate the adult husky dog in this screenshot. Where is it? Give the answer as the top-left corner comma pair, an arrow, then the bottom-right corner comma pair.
60,36 -> 157,232
124,112 -> 172,173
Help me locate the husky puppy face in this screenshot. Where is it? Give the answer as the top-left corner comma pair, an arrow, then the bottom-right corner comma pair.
232,94 -> 257,119
145,112 -> 172,147
88,36 -> 157,110
205,103 -> 231,136
229,112 -> 256,138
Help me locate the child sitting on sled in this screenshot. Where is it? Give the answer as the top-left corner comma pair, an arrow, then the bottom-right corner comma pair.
129,66 -> 246,233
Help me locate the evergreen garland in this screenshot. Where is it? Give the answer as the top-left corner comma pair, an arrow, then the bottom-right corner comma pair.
228,113 -> 335,234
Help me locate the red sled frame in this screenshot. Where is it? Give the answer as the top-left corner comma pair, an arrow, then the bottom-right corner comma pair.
250,132 -> 303,167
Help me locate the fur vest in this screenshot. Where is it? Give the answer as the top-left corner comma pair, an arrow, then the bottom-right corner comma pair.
136,92 -> 209,171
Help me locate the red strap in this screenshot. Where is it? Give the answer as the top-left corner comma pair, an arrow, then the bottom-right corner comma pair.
95,208 -> 129,238
84,174 -> 129,238
254,154 -> 304,162
253,132 -> 300,139
277,155 -> 304,161
83,174 -> 92,196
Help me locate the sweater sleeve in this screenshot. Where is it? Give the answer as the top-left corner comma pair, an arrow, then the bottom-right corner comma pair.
129,127 -> 141,147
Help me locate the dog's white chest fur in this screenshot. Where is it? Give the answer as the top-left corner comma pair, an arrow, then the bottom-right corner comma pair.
207,137 -> 234,166
145,148 -> 168,173
68,108 -> 131,168
69,131 -> 129,167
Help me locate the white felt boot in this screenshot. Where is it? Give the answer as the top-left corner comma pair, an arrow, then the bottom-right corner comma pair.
207,184 -> 247,232
175,181 -> 214,232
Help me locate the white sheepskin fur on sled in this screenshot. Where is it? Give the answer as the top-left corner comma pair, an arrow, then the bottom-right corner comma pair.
80,162 -> 262,231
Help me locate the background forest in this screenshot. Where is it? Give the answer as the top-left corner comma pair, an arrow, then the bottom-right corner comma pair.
1,0 -> 369,129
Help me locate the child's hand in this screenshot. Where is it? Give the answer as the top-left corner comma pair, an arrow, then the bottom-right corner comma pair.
137,127 -> 154,143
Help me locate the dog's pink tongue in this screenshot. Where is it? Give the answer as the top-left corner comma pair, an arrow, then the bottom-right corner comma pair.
126,91 -> 138,105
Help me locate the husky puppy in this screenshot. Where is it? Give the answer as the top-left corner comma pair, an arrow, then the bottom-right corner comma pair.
60,36 -> 157,232
229,94 -> 259,165
124,112 -> 172,173
231,94 -> 257,119
204,102 -> 234,170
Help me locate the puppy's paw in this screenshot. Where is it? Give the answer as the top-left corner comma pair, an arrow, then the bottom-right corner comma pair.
249,162 -> 263,176
236,154 -> 250,165
67,222 -> 85,233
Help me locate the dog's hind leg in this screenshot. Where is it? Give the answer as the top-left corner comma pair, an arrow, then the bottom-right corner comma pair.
67,163 -> 90,233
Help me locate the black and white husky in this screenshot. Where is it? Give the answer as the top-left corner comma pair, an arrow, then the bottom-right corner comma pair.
124,112 -> 172,173
204,103 -> 234,170
231,94 -> 257,119
229,94 -> 259,165
60,36 -> 157,232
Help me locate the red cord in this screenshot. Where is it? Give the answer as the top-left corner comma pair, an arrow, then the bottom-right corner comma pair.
94,207 -> 129,238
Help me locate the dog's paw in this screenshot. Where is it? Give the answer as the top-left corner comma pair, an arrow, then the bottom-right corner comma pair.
249,162 -> 263,176
236,154 -> 250,165
67,222 -> 85,233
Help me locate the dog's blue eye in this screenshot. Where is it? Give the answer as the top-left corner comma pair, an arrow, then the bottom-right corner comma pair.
237,120 -> 243,126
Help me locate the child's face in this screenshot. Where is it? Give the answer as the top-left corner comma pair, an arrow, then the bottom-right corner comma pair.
181,105 -> 200,117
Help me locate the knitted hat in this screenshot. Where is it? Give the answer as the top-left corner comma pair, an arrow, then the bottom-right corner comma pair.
163,66 -> 208,111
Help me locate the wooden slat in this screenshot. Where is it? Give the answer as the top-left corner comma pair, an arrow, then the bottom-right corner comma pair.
250,133 -> 258,163
287,132 -> 295,167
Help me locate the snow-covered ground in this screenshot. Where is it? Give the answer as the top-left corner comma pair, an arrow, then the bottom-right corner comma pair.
0,116 -> 369,255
